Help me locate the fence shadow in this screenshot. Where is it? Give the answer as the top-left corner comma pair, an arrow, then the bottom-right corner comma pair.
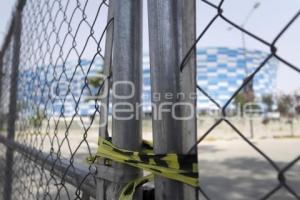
199,157 -> 300,200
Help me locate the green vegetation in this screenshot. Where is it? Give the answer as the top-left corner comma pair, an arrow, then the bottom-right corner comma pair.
277,94 -> 294,116
29,109 -> 45,128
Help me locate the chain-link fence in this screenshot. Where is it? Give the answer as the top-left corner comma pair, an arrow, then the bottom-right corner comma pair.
179,0 -> 300,199
0,0 -> 299,200
0,0 -> 110,199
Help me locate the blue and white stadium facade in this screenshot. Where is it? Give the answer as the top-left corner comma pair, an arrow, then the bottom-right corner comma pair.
19,47 -> 277,117
143,47 -> 278,112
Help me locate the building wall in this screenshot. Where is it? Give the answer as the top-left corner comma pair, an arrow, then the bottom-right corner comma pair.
143,47 -> 277,111
198,47 -> 277,109
18,47 -> 278,117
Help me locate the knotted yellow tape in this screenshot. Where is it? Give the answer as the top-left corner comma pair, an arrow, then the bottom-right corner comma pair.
87,137 -> 199,200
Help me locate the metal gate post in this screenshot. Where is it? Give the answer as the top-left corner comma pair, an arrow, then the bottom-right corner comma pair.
0,51 -> 3,130
110,0 -> 143,198
96,0 -> 143,199
96,0 -> 114,199
3,8 -> 22,200
147,0 -> 198,199
178,1 -> 198,199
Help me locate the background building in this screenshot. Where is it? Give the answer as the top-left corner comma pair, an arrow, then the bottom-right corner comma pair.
143,47 -> 278,112
19,47 -> 278,117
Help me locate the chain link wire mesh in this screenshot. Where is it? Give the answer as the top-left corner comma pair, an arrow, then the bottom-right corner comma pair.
178,0 -> 300,199
0,0 -> 299,199
0,0 -> 113,199
0,143 -> 6,199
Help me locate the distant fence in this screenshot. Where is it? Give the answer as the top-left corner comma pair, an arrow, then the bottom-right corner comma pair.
0,0 -> 299,200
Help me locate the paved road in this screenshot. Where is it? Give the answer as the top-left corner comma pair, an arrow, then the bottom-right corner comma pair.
198,138 -> 300,200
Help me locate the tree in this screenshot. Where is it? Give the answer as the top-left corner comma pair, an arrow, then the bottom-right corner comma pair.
295,105 -> 300,115
277,94 -> 296,136
234,92 -> 253,117
262,94 -> 273,112
277,94 -> 294,116
29,108 -> 45,128
234,91 -> 256,138
87,69 -> 105,88
86,69 -> 105,101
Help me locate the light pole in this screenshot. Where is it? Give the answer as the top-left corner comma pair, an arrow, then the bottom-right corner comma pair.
228,2 -> 261,138
241,2 -> 260,94
228,2 -> 260,85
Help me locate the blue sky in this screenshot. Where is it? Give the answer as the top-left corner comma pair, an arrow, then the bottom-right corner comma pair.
0,1 -> 15,42
1,0 -> 299,93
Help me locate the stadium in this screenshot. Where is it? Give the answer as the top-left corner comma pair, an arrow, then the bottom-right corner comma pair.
29,47 -> 277,116
143,47 -> 278,113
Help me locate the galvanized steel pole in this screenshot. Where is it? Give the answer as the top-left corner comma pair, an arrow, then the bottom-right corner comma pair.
0,51 -> 3,130
107,0 -> 143,199
178,1 -> 198,199
3,9 -> 22,200
148,0 -> 198,199
96,1 -> 114,199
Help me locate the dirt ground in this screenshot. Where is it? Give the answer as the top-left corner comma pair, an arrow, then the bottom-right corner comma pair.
4,117 -> 300,199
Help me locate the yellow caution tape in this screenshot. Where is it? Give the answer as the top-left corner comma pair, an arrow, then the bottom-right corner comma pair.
120,174 -> 154,200
87,137 -> 199,200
